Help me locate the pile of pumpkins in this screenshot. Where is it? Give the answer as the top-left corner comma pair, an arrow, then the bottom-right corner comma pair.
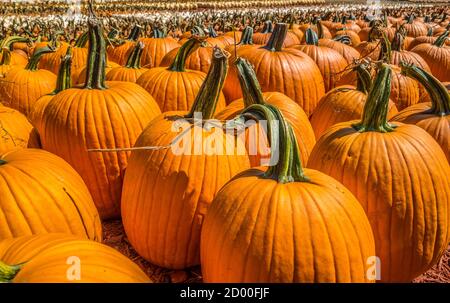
0,4 -> 449,283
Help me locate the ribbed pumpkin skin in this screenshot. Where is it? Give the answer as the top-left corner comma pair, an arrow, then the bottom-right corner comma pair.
310,86 -> 399,139
0,67 -> 56,116
0,149 -> 101,241
38,82 -> 161,219
215,92 -> 316,167
390,51 -> 430,71
140,37 -> 179,68
291,45 -> 349,92
390,65 -> 420,110
390,103 -> 450,162
160,46 -> 213,74
252,31 -> 300,47
0,234 -> 150,282
106,67 -> 149,83
318,39 -> 360,64
355,41 -> 381,60
39,46 -> 87,81
121,112 -> 250,269
107,41 -> 135,66
0,105 -> 40,153
223,47 -> 325,116
137,67 -> 226,113
411,44 -> 450,82
201,168 -> 375,282
308,123 -> 450,282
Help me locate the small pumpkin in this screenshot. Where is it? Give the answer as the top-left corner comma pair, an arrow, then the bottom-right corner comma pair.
106,25 -> 142,65
139,27 -> 179,68
106,41 -> 149,83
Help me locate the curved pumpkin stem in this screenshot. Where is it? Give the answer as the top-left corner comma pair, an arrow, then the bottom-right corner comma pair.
125,41 -> 145,69
261,20 -> 274,34
0,36 -> 30,50
333,35 -> 351,45
237,26 -> 253,45
0,159 -> 6,165
391,31 -> 404,51
185,46 -> 229,120
426,27 -> 433,37
263,23 -> 287,52
353,64 -> 395,132
378,32 -> 392,63
305,28 -> 319,46
0,260 -> 22,282
52,47 -> 72,95
317,20 -> 324,39
25,45 -> 56,71
84,9 -> 108,90
235,57 -> 266,107
153,27 -> 167,38
355,63 -> 373,94
208,26 -> 218,38
0,48 -> 11,66
168,37 -> 204,72
434,30 -> 449,47
239,104 -> 309,183
74,31 -> 89,48
127,24 -> 142,41
400,62 -> 450,116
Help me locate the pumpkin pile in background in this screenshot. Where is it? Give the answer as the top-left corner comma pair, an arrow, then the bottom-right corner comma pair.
0,0 -> 449,283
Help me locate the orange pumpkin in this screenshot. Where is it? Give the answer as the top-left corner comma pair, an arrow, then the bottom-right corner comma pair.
223,23 -> 325,116
201,103 -> 375,282
38,14 -> 161,219
121,47 -> 250,269
106,41 -> 149,83
0,36 -> 29,69
106,25 -> 142,65
308,64 -> 450,282
391,63 -> 450,162
224,26 -> 257,54
161,42 -> 214,74
0,234 -> 150,282
0,45 -> 56,116
403,16 -> 428,37
0,149 -> 101,241
139,28 -> 179,68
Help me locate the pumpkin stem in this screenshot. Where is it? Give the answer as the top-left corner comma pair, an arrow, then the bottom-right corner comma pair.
378,32 -> 392,63
0,36 -> 29,50
237,26 -> 253,45
25,45 -> 55,71
239,104 -> 309,183
52,47 -> 72,95
263,23 -> 287,52
191,26 -> 206,37
355,63 -> 372,94
434,30 -> 449,47
391,31 -> 404,51
208,26 -> 218,38
0,260 -> 22,282
235,57 -> 266,108
0,48 -> 11,66
353,64 -> 395,132
317,20 -> 324,39
125,41 -> 145,69
127,25 -> 142,41
153,27 -> 167,38
333,35 -> 351,45
426,27 -> 433,37
305,28 -> 319,46
185,47 -> 229,120
74,31 -> 89,48
0,159 -> 6,165
400,62 -> 450,116
261,20 -> 274,34
83,9 -> 108,90
168,37 -> 204,72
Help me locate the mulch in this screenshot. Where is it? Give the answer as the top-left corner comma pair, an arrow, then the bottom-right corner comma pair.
102,220 -> 450,283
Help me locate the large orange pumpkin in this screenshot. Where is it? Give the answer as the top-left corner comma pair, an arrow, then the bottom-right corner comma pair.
0,149 -> 101,241
121,47 -> 250,269
38,14 -> 161,219
106,41 -> 149,83
139,28 -> 179,68
223,23 -> 325,116
308,64 -> 450,282
160,42 -> 214,74
0,45 -> 56,116
0,233 -> 150,282
391,63 -> 450,162
201,103 -> 375,282
137,37 -> 226,113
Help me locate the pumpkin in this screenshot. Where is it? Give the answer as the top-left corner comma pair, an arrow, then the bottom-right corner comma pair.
121,47 -> 250,269
38,13 -> 161,219
310,63 -> 398,139
318,37 -> 360,65
308,64 -> 450,282
0,104 -> 40,153
201,103 -> 375,282
0,233 -> 150,282
333,28 -> 361,46
161,41 -> 214,74
74,60 -> 118,85
252,20 -> 273,45
223,23 -> 325,116
403,16 -> 428,37
216,57 -> 315,167
106,41 -> 148,83
137,37 -> 226,113
224,26 -> 256,54
106,25 -> 142,65
139,27 -> 179,68
354,23 -> 384,60
390,63 -> 450,162
0,36 -> 29,69
407,27 -> 436,50
0,45 -> 56,116
410,31 -> 450,82
389,31 -> 431,71
0,148 -> 101,241
291,28 -> 349,92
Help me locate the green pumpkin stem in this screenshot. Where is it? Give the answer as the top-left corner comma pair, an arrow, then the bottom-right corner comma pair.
0,48 -> 11,66
0,260 -> 22,282
83,10 -> 108,90
333,35 -> 351,45
305,28 -> 319,46
25,45 -> 55,71
125,41 -> 145,69
355,63 -> 372,94
185,47 -> 229,120
235,57 -> 266,107
168,37 -> 203,72
261,20 -> 274,34
427,27 -> 433,37
238,26 -> 253,45
52,47 -> 72,95
378,32 -> 392,63
0,159 -> 6,165
317,21 -> 324,39
153,27 -> 167,38
391,31 -> 404,51
400,62 -> 450,116
239,104 -> 309,183
74,31 -> 89,48
353,64 -> 395,132
263,23 -> 287,52
127,25 -> 142,41
434,31 -> 449,47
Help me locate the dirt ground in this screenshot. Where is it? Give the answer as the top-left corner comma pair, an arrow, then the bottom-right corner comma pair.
102,220 -> 450,283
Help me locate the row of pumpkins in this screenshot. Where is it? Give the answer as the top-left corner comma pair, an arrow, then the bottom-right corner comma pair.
0,9 -> 449,283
